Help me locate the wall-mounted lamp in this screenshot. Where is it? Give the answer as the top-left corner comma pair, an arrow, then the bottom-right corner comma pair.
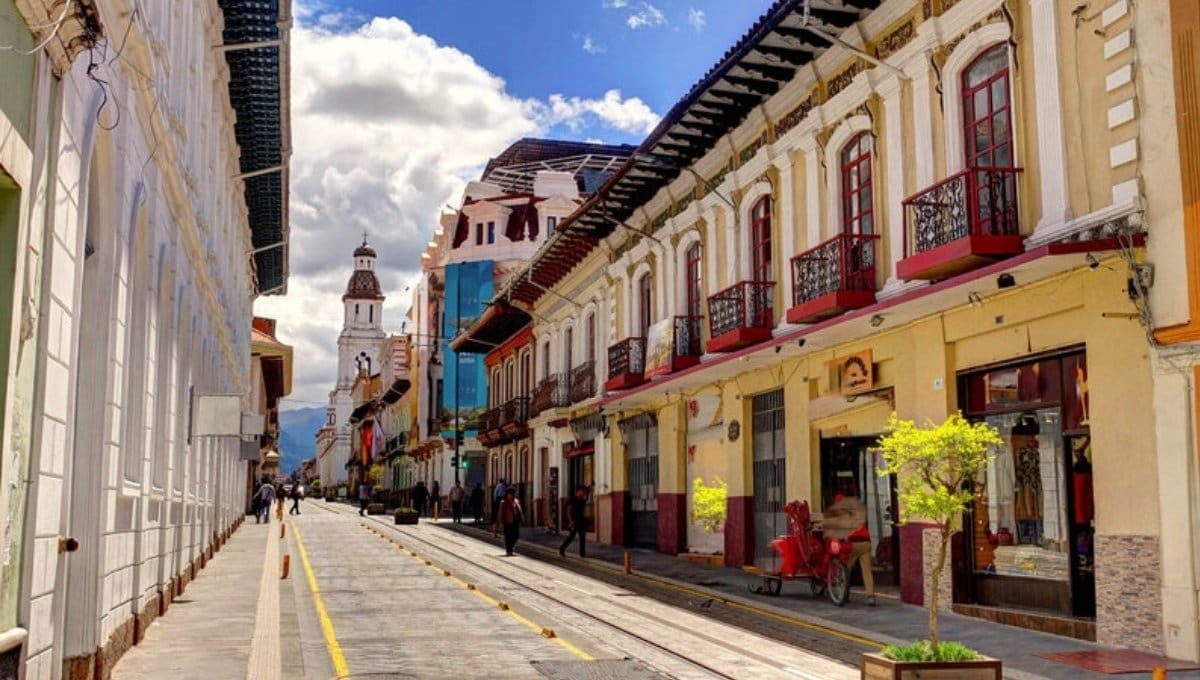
797,338 -> 806,348
997,273 -> 1016,289
868,314 -> 885,328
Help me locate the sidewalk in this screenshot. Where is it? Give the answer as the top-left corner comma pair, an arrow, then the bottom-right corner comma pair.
111,516 -> 288,680
440,520 -> 1200,680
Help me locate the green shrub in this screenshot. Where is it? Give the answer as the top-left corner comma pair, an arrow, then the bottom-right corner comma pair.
691,476 -> 727,533
881,641 -> 982,663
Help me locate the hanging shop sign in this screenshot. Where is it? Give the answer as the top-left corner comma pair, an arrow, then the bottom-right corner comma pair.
644,318 -> 675,377
835,350 -> 874,396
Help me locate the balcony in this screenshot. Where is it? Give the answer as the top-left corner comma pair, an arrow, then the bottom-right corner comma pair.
898,166 -> 1023,281
478,406 -> 505,447
606,337 -> 646,391
529,373 -> 569,418
569,360 -> 597,404
707,281 -> 775,353
500,396 -> 530,440
787,233 -> 880,324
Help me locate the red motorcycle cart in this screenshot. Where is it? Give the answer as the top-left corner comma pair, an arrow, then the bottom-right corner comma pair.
748,500 -> 852,605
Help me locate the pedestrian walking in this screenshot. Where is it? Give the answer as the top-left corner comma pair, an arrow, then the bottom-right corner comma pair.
470,483 -> 485,525
493,488 -> 523,556
430,480 -> 442,521
492,478 -> 507,523
412,481 -> 428,517
289,484 -> 303,515
275,484 -> 286,522
449,481 -> 465,523
358,481 -> 372,516
254,482 -> 275,524
559,485 -> 589,558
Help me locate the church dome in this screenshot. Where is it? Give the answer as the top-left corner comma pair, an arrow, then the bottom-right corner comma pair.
344,269 -> 384,300
354,243 -> 376,258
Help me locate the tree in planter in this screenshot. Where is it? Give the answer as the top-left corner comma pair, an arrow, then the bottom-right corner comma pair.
876,412 -> 1001,650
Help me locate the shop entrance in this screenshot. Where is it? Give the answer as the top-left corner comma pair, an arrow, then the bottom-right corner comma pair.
751,390 -> 786,567
565,446 -> 594,533
622,415 -> 659,549
959,350 -> 1094,618
820,437 -> 899,588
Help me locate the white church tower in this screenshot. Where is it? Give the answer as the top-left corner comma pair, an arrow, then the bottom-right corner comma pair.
323,239 -> 387,487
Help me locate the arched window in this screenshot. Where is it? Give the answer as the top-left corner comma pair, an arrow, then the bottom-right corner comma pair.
637,272 -> 653,337
368,304 -> 374,324
685,242 -> 702,318
585,312 -> 596,364
564,327 -> 574,371
505,360 -> 515,400
840,132 -> 873,235
520,351 -> 531,397
963,44 -> 1013,169
541,340 -> 550,379
750,196 -> 772,282
491,367 -> 501,406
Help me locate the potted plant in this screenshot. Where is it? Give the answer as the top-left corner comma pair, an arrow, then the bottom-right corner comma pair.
394,507 -> 419,525
863,413 -> 1003,680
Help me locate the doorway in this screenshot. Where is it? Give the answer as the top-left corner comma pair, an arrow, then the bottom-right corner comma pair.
565,446 -> 594,533
622,415 -> 658,549
751,390 -> 785,568
820,437 -> 900,588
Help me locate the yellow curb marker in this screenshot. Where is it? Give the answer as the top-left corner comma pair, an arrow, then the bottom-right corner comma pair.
293,523 -> 351,678
354,522 -> 592,661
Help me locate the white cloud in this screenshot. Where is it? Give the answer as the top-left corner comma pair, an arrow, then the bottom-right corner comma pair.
581,34 -> 606,54
541,89 -> 661,135
687,8 -> 706,31
602,0 -> 629,7
626,3 -> 666,29
258,7 -> 660,408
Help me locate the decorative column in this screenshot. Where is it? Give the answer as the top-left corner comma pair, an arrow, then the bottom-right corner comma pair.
905,54 -> 937,188
799,133 -> 822,253
701,207 -> 719,298
772,152 -> 797,311
1028,0 -> 1073,237
877,74 -> 919,298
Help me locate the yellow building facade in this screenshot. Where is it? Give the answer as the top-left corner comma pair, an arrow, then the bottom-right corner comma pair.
453,0 -> 1200,659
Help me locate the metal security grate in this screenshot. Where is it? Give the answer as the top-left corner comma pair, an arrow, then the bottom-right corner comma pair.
752,389 -> 785,564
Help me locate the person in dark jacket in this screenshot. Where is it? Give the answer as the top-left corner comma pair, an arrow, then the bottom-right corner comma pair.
469,483 -> 485,525
289,484 -> 303,515
559,486 -> 589,557
493,488 -> 523,556
411,481 -> 428,517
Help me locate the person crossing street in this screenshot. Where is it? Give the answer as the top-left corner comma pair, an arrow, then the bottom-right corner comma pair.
559,486 -> 588,558
493,487 -> 524,556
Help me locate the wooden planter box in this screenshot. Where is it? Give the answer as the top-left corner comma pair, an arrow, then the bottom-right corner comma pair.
366,503 -> 386,515
862,653 -> 1001,679
394,512 -> 418,525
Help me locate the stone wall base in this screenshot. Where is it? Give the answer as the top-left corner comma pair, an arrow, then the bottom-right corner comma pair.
1096,534 -> 1163,654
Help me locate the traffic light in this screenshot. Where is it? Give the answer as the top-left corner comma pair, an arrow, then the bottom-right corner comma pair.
455,430 -> 464,446
459,457 -> 469,470
450,455 -> 459,468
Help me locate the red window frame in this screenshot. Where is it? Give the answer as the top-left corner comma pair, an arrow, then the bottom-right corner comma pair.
962,44 -> 1014,170
638,273 -> 653,337
751,196 -> 772,282
685,242 -> 702,318
840,132 -> 874,235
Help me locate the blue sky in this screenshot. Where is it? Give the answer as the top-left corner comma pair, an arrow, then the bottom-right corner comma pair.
260,0 -> 775,408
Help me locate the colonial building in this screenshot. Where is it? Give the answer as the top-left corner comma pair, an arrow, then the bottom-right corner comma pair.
315,241 -> 387,491
0,0 -> 290,677
450,0 -> 1200,661
249,317 -> 294,491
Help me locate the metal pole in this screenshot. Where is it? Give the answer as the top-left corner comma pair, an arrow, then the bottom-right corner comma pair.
454,270 -> 461,486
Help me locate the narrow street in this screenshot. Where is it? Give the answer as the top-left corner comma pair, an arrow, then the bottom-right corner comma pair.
283,502 -> 856,679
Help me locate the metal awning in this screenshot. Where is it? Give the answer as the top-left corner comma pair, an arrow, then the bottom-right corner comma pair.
450,301 -> 532,354
218,0 -> 292,295
499,0 -> 882,308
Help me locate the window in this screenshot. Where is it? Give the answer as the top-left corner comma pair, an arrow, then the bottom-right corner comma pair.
491,368 -> 501,406
487,221 -> 495,244
547,216 -> 557,236
685,242 -> 702,318
585,313 -> 596,364
368,304 -> 373,323
963,44 -> 1013,169
475,223 -> 483,245
638,273 -> 653,337
751,196 -> 773,282
840,132 -> 874,235
521,352 -> 531,396
505,361 -> 515,400
541,341 -> 550,379
564,328 -> 574,371
355,303 -> 359,320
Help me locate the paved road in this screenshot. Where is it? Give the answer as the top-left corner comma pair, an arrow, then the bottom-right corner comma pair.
297,501 -> 857,679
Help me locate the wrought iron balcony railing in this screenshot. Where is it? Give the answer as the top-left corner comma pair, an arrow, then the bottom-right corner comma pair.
607,338 -> 646,381
708,280 -> 775,339
903,166 -> 1022,257
569,360 -> 597,403
792,233 -> 879,307
672,315 -> 702,360
530,373 -> 569,417
500,396 -> 530,428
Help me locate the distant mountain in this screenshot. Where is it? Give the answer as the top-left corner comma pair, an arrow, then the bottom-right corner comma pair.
277,406 -> 326,475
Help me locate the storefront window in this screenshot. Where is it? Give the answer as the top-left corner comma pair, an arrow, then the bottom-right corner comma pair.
973,408 -> 1068,582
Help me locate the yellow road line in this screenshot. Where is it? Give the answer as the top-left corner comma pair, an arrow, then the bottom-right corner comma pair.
357,524 -> 593,661
292,523 -> 351,678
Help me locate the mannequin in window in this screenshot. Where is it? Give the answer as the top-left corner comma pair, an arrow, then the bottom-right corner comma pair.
1011,412 -> 1043,544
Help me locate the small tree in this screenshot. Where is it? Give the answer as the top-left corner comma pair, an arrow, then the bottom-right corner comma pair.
691,476 -> 728,534
876,412 -> 1001,648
